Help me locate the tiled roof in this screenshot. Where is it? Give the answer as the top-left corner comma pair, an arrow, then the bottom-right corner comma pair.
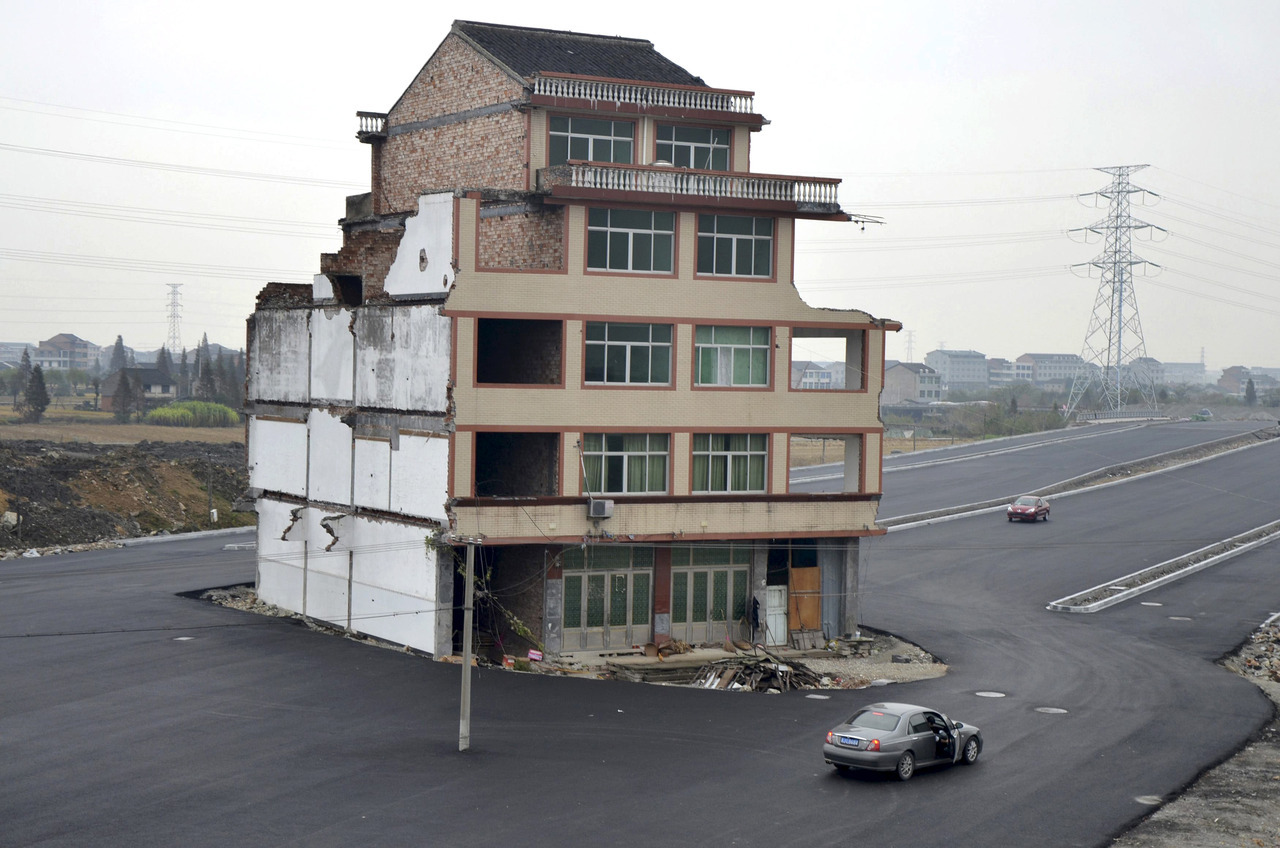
454,20 -> 706,87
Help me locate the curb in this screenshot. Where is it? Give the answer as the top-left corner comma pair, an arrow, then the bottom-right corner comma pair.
119,526 -> 255,547
1047,522 -> 1280,613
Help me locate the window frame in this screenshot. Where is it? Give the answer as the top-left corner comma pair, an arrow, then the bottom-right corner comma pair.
548,115 -> 635,166
691,433 -> 769,494
655,123 -> 731,171
581,432 -> 670,496
694,325 -> 771,388
696,214 -> 774,278
584,322 -> 673,386
586,208 -> 676,275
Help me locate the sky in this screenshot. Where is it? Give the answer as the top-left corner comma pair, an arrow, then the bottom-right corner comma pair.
1,0 -> 1277,372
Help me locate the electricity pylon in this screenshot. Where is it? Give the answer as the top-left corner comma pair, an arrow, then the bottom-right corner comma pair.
165,283 -> 183,354
1064,165 -> 1164,420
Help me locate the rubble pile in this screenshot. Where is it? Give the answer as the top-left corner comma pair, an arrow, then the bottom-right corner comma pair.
691,647 -> 869,692
1239,623 -> 1280,684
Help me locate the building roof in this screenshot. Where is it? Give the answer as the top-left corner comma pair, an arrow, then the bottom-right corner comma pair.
453,20 -> 707,87
888,362 -> 935,374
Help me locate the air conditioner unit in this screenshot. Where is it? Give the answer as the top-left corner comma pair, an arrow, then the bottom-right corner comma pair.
587,498 -> 614,519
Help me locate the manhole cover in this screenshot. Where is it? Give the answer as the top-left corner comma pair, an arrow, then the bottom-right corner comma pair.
1140,602 -> 1163,607
173,636 -> 195,642
805,694 -> 831,700
1035,707 -> 1068,714
1169,616 -> 1193,621
975,691 -> 1006,698
1135,795 -> 1163,806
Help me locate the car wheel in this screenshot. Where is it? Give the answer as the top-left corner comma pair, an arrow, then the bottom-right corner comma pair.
961,737 -> 980,765
895,751 -> 915,781
833,764 -> 850,773
1007,515 -> 1013,522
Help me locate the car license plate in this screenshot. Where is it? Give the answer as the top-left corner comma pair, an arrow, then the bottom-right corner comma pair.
840,736 -> 860,747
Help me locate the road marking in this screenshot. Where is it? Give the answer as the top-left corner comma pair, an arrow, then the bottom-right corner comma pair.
975,691 -> 1006,698
1035,707 -> 1069,714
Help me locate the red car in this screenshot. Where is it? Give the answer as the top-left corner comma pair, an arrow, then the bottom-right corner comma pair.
1007,496 -> 1049,522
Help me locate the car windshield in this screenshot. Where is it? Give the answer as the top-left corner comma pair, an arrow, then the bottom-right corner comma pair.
1014,497 -> 1037,506
847,709 -> 900,731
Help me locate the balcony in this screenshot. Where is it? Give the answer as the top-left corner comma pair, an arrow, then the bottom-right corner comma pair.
531,74 -> 756,118
356,111 -> 387,142
538,163 -> 844,218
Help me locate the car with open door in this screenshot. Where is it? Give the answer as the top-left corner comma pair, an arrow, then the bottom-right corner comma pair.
824,702 -> 982,781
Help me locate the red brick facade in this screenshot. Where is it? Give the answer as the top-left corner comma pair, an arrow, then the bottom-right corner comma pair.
374,34 -> 529,214
477,208 -> 565,271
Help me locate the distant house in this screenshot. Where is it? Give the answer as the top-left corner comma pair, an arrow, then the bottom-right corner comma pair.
924,349 -> 988,393
884,362 -> 942,404
33,334 -> 98,372
101,367 -> 175,412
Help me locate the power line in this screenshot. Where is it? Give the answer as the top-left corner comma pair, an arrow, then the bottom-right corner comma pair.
0,95 -> 351,150
0,248 -> 313,282
0,193 -> 337,238
0,142 -> 363,189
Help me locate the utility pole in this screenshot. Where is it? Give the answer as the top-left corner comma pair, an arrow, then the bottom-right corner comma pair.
456,537 -> 482,752
1065,165 -> 1164,420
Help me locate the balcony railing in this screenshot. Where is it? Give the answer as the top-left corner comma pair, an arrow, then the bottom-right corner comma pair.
356,111 -> 387,136
532,75 -> 755,115
539,163 -> 840,207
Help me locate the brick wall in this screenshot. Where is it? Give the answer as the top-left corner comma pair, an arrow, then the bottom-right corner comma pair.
477,209 -> 565,271
320,228 -> 403,298
376,34 -> 529,214
391,34 -> 524,124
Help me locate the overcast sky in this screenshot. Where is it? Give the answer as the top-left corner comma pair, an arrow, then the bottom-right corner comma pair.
1,1 -> 1276,372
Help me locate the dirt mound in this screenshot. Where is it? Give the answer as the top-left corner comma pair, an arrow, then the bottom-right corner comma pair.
0,439 -> 251,551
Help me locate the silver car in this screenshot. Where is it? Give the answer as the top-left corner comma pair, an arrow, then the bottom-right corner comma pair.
823,702 -> 982,781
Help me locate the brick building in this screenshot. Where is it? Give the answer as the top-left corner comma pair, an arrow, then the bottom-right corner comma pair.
245,21 -> 898,659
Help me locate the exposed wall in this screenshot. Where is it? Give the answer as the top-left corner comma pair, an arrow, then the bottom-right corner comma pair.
477,208 -> 565,271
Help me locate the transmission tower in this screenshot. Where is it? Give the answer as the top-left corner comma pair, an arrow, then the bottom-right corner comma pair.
1064,165 -> 1164,420
165,283 -> 183,354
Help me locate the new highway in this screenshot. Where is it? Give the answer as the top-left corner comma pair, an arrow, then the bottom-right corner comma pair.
2,420 -> 1277,846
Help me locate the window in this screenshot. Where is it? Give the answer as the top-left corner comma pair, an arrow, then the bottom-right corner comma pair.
585,322 -> 671,385
696,325 -> 770,386
587,209 -> 675,273
549,116 -> 634,165
656,125 -> 729,170
581,433 -> 668,495
691,433 -> 767,493
697,215 -> 773,277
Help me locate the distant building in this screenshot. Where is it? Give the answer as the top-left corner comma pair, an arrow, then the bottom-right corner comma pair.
1218,366 -> 1250,396
789,360 -> 848,390
884,362 -> 942,403
1016,353 -> 1084,387
924,349 -> 987,393
987,357 -> 1032,387
1162,361 -> 1208,386
33,334 -> 98,372
100,367 -> 175,412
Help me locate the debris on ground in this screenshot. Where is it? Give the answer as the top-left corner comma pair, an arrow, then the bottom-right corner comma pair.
689,647 -> 869,692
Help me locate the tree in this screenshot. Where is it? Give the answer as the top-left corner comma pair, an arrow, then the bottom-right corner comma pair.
178,349 -> 190,398
109,336 -> 127,374
113,373 -> 135,423
13,348 -> 33,417
1245,378 -> 1257,407
156,346 -> 173,376
21,365 -> 50,423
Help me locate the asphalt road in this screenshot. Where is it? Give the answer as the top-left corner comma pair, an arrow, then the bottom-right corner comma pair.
3,423 -> 1278,847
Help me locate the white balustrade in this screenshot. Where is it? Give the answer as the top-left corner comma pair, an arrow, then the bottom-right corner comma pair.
557,164 -> 838,207
532,76 -> 754,114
